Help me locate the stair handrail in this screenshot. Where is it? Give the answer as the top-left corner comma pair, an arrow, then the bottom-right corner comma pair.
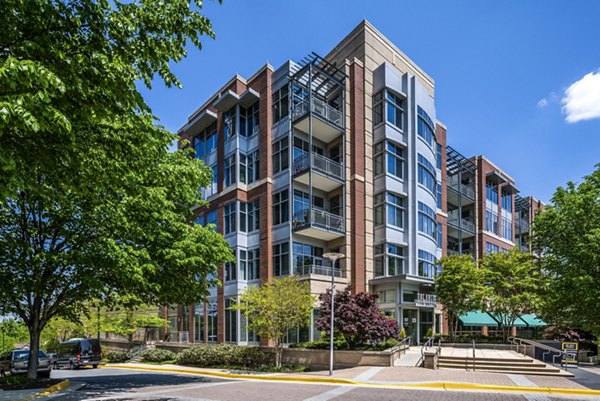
472,339 -> 476,371
417,337 -> 434,367
509,337 -> 566,371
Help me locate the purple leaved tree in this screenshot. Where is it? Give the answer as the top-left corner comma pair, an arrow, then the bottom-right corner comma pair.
316,287 -> 400,348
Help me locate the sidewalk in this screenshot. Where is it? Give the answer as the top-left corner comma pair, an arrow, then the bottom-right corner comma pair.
0,380 -> 73,401
108,362 -> 600,398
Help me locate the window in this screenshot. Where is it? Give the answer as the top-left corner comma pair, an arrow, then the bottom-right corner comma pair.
193,123 -> 217,160
436,183 -> 442,209
373,90 -> 405,130
403,290 -> 418,303
436,143 -> 442,170
501,192 -> 513,211
273,242 -> 290,276
203,165 -> 218,198
485,208 -> 498,235
272,137 -> 289,174
224,202 -> 236,234
194,136 -> 204,160
240,102 -> 259,137
374,243 -> 405,277
293,242 -> 324,272
224,153 -> 236,187
293,190 -> 311,223
486,242 -> 499,254
418,250 -> 437,278
376,289 -> 396,304
273,190 -> 289,225
486,181 -> 498,203
437,223 -> 443,249
224,107 -> 237,139
206,210 -> 218,231
418,202 -> 437,241
225,260 -> 236,281
240,199 -> 260,233
240,150 -> 259,185
417,106 -> 435,147
272,86 -> 289,123
225,298 -> 237,342
374,141 -> 404,179
418,154 -> 436,194
374,192 -> 405,228
239,248 -> 260,281
206,131 -> 217,154
501,216 -> 512,241
207,302 -> 218,342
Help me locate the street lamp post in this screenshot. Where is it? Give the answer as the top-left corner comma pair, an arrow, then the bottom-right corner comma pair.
323,252 -> 344,377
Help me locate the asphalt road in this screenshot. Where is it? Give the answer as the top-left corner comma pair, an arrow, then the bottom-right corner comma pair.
48,367 -> 600,401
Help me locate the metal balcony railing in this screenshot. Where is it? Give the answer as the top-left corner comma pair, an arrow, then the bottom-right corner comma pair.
447,176 -> 475,199
295,264 -> 346,278
292,97 -> 343,128
293,209 -> 344,233
448,211 -> 476,233
293,153 -> 344,181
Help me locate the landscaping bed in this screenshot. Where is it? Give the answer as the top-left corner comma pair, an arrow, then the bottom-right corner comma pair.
0,375 -> 63,391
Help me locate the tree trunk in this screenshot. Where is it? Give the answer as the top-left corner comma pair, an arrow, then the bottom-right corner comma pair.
27,319 -> 41,380
274,340 -> 281,368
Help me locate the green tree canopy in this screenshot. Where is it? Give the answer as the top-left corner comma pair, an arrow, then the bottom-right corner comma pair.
435,255 -> 486,341
481,249 -> 542,341
234,277 -> 314,367
0,0 -> 233,379
534,164 -> 600,339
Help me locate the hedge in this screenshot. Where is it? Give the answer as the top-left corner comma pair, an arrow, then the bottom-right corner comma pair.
105,351 -> 130,363
176,344 -> 270,368
140,348 -> 177,363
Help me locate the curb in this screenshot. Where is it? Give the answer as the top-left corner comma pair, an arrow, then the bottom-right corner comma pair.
107,364 -> 600,397
11,380 -> 71,401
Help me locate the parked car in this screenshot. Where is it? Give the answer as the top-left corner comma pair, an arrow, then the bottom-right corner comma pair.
0,349 -> 51,377
55,338 -> 102,369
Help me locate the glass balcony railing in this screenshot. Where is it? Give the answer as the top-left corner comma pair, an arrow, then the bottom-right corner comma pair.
292,97 -> 343,128
447,176 -> 475,199
295,264 -> 345,278
293,208 -> 344,233
293,154 -> 344,181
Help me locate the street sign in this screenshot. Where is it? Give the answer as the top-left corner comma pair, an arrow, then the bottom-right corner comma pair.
561,341 -> 578,367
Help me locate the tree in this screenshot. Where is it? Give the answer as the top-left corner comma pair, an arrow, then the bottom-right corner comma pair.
0,318 -> 29,352
103,303 -> 166,342
316,287 -> 400,348
534,164 -> 600,339
0,1 -> 233,379
481,249 -> 542,342
234,278 -> 314,367
435,255 -> 486,342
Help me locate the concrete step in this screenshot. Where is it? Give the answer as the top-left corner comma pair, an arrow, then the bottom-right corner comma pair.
441,366 -> 574,377
438,360 -> 548,369
439,356 -> 533,363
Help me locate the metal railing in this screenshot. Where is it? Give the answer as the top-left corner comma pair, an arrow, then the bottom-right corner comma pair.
448,217 -> 476,233
508,337 -> 567,371
293,209 -> 344,233
447,176 -> 475,199
293,153 -> 344,181
292,97 -> 343,128
295,264 -> 345,278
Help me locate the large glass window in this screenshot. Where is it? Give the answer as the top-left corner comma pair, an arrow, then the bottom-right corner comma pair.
373,90 -> 405,130
418,154 -> 436,194
376,289 -> 396,304
436,183 -> 442,209
436,143 -> 442,170
225,260 -> 236,281
273,189 -> 289,225
501,192 -> 513,211
418,250 -> 438,278
225,298 -> 237,342
374,243 -> 405,277
486,242 -> 499,254
374,141 -> 404,179
485,208 -> 498,235
273,242 -> 290,276
240,102 -> 259,137
206,210 -> 218,231
272,137 -> 289,174
224,202 -> 236,234
272,86 -> 289,123
501,216 -> 512,241
293,242 -> 324,273
417,106 -> 435,147
239,248 -> 260,281
193,123 -> 217,160
240,150 -> 259,184
418,202 -> 437,241
207,302 -> 218,342
486,181 -> 499,203
374,192 -> 405,228
240,199 -> 260,233
224,153 -> 236,187
224,107 -> 237,139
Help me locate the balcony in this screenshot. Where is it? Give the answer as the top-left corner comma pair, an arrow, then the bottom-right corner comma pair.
293,154 -> 344,192
448,210 -> 476,234
447,175 -> 475,200
295,264 -> 346,278
292,98 -> 344,143
293,208 -> 344,240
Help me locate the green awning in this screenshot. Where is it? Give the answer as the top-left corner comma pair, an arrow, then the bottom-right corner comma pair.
489,313 -> 527,327
459,311 -> 498,327
518,314 -> 547,327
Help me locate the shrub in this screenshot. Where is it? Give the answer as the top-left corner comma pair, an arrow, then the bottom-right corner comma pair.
105,351 -> 130,363
140,348 -> 177,363
176,344 -> 270,368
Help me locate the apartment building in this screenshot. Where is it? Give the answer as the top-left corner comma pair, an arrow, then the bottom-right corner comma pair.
170,20 -> 448,346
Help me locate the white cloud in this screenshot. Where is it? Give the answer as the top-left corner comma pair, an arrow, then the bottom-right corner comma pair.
537,98 -> 548,109
562,69 -> 600,123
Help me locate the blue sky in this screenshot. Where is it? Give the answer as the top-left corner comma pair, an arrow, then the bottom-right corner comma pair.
140,0 -> 600,203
